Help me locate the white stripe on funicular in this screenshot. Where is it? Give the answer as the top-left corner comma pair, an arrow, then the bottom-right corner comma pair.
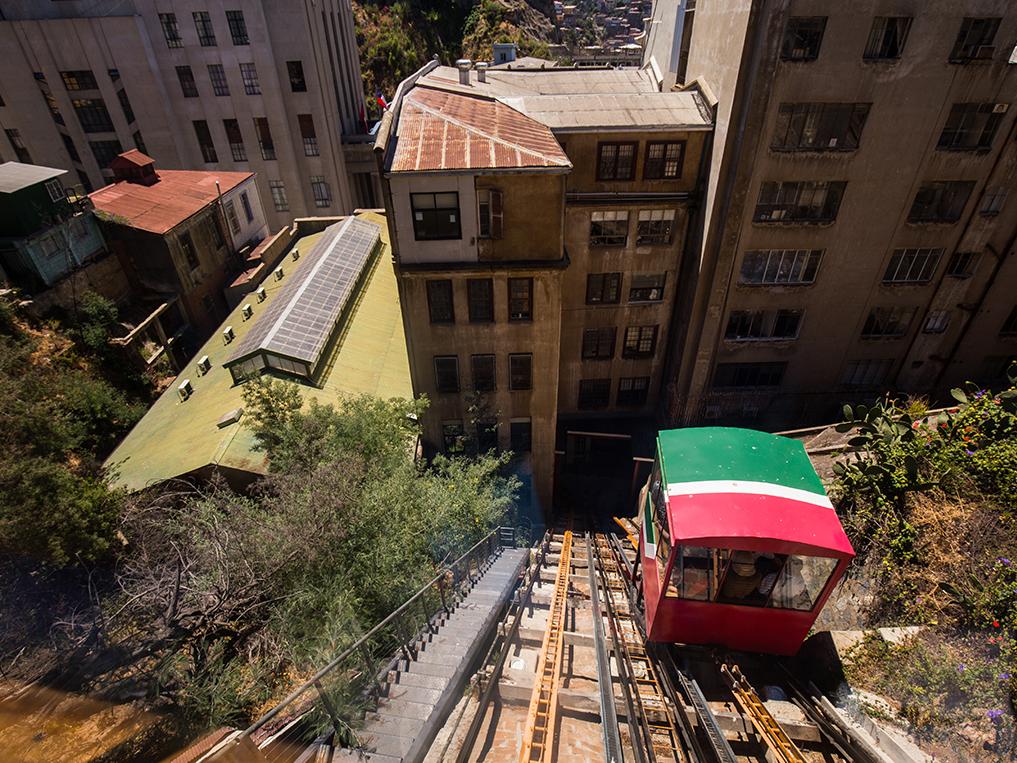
666,480 -> 834,509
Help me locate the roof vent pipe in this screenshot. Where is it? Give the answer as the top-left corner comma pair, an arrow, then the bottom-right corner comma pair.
476,62 -> 488,83
456,58 -> 472,85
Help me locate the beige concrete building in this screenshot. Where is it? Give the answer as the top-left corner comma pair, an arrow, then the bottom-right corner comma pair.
0,0 -> 378,233
375,60 -> 712,513
655,1 -> 1017,428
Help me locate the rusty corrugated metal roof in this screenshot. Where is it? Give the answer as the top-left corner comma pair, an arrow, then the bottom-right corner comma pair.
89,170 -> 253,234
389,87 -> 570,173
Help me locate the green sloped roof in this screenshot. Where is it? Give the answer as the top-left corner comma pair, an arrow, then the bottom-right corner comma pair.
105,212 -> 412,492
656,427 -> 825,496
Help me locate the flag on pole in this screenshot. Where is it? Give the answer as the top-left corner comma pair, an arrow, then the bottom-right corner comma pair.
375,90 -> 389,111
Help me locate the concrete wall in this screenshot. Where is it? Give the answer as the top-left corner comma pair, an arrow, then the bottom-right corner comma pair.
222,175 -> 268,249
475,173 -> 565,263
389,174 -> 480,264
29,250 -> 132,315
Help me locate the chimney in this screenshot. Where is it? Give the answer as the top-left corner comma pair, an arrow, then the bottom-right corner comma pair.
476,62 -> 489,83
456,58 -> 472,85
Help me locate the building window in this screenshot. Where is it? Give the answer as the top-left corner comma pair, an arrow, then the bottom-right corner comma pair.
208,64 -> 230,96
1001,307 -> 1017,337
883,248 -> 943,284
72,98 -> 114,133
739,249 -> 822,285
298,114 -> 319,156
442,421 -> 465,455
509,353 -> 532,390
713,362 -> 786,388
410,192 -> 461,240
427,279 -> 454,323
180,230 -> 199,270
240,63 -> 260,95
477,188 -> 503,239
467,278 -> 494,323
725,309 -> 802,340
938,103 -> 1005,151
622,325 -> 658,358
629,273 -> 666,302
597,142 -> 637,180
636,209 -> 675,245
476,419 -> 499,453
510,420 -> 532,453
472,354 -> 496,391
947,251 -> 980,278
88,139 -> 122,169
226,10 -> 249,45
582,327 -> 616,360
864,17 -> 912,60
434,356 -> 460,393
6,129 -> 32,163
586,273 -> 621,304
981,188 -> 1008,216
61,133 -> 81,163
240,191 -> 254,223
644,141 -> 684,179
60,70 -> 97,91
617,377 -> 650,407
590,210 -> 629,247
44,179 -> 64,202
781,17 -> 826,61
862,306 -> 915,338
224,199 -> 241,236
772,103 -> 870,151
841,359 -> 893,389
222,119 -> 246,161
193,11 -> 217,46
159,13 -> 183,48
310,176 -> 331,207
908,181 -> 974,223
754,180 -> 845,223
578,379 -> 611,410
950,18 -> 1001,63
287,61 -> 307,92
508,278 -> 533,321
176,66 -> 198,97
193,120 -> 217,162
269,180 -> 289,212
133,130 -> 147,154
246,119 -> 273,161
923,310 -> 951,334
117,89 -> 135,123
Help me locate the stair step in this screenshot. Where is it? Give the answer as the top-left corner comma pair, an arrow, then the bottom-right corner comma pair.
332,749 -> 402,763
390,671 -> 448,691
397,658 -> 457,678
373,697 -> 435,721
357,730 -> 414,759
383,684 -> 443,705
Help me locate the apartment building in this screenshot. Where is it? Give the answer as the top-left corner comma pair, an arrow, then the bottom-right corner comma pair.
375,60 -> 711,510
658,1 -> 1017,428
0,0 -> 376,232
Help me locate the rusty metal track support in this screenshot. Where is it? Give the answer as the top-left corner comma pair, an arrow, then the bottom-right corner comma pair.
721,664 -> 807,763
519,530 -> 573,763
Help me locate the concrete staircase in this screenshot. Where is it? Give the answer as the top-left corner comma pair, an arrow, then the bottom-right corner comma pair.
333,546 -> 528,763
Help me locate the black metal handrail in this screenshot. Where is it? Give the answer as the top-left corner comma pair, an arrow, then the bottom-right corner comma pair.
222,525 -> 516,756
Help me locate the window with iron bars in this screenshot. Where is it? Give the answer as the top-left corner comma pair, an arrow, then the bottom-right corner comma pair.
739,249 -> 822,285
310,175 -> 331,207
754,180 -> 845,223
586,272 -> 621,304
507,278 -> 532,321
467,278 -> 494,323
269,180 -> 289,212
226,10 -> 249,45
509,354 -> 532,390
622,325 -> 658,358
208,64 -> 230,96
861,306 -> 915,338
426,279 -> 454,323
882,248 -> 942,284
176,66 -> 198,98
61,70 -> 97,91
772,103 -> 870,151
949,17 -> 1000,63
636,209 -> 675,245
254,117 -> 275,159
72,98 -> 114,133
193,120 -> 217,163
223,119 -> 246,161
590,210 -> 628,247
240,63 -> 260,95
938,103 -> 1006,151
582,327 -> 616,360
725,309 -> 802,340
298,114 -> 319,156
159,13 -> 183,48
193,11 -> 217,46
597,142 -> 636,180
643,141 -> 684,179
617,377 -> 650,407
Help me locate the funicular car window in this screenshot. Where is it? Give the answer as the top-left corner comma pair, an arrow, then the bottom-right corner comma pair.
668,546 -> 837,610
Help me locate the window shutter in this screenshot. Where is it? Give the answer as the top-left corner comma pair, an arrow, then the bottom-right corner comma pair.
490,189 -> 504,239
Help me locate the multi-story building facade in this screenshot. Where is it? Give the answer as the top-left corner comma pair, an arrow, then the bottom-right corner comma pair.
376,60 -> 711,511
0,0 -> 377,232
659,0 -> 1017,428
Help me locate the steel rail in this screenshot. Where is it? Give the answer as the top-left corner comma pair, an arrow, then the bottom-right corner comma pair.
721,664 -> 807,763
586,532 -> 625,763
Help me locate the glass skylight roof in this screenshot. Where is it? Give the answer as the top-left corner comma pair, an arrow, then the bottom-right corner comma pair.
225,217 -> 381,378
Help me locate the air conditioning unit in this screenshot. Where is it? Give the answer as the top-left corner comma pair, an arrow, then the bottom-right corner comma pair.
223,325 -> 235,344
994,103 -> 1010,114
274,266 -> 284,280
178,378 -> 193,401
256,286 -> 267,302
196,355 -> 211,375
291,248 -> 300,261
242,303 -> 253,320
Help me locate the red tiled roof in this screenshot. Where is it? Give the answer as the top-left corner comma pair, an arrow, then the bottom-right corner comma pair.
390,87 -> 570,173
111,149 -> 155,168
89,170 -> 253,234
